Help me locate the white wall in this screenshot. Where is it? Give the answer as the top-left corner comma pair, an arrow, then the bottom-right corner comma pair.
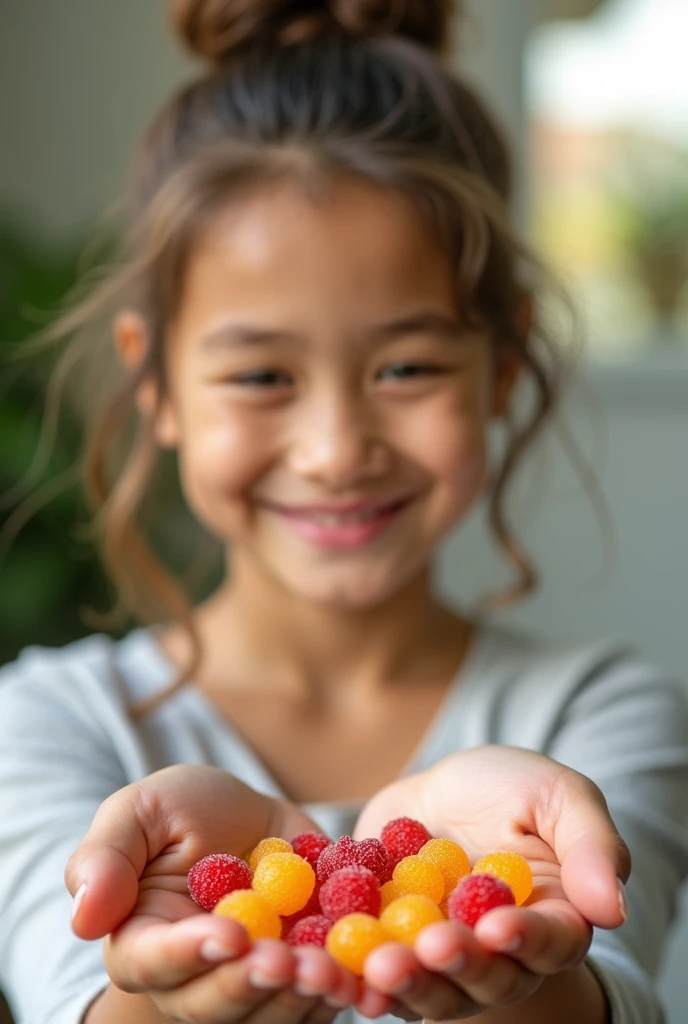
1,0 -> 686,1019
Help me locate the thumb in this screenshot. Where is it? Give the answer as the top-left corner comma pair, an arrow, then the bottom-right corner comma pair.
549,772 -> 632,929
65,782 -> 160,940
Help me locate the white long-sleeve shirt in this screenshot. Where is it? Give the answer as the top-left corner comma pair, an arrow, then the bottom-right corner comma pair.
1,623 -> 687,1024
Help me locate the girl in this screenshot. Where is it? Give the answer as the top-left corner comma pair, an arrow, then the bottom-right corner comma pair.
1,1 -> 687,1022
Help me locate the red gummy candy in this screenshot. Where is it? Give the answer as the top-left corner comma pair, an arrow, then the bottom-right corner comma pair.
287,914 -> 331,947
291,831 -> 333,869
380,817 -> 432,868
447,873 -> 515,927
187,853 -> 252,911
317,836 -> 391,885
319,865 -> 381,921
281,888 -> 322,938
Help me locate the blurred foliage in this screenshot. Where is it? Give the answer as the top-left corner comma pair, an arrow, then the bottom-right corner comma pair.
0,220 -> 116,667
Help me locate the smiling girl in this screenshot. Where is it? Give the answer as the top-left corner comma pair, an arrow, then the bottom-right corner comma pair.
1,2 -> 687,1023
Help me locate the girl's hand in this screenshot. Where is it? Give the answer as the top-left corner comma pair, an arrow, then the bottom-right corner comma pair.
352,745 -> 631,1021
65,765 -> 362,1023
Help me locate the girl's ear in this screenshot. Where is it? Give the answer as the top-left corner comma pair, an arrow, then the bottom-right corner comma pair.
492,294 -> 532,418
114,311 -> 180,448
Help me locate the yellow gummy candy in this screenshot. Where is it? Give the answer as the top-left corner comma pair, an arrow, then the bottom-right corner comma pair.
326,913 -> 388,976
380,880 -> 400,912
393,855 -> 444,905
472,852 -> 533,906
418,838 -> 471,892
213,889 -> 282,940
248,837 -> 293,873
380,894 -> 444,946
252,851 -> 316,916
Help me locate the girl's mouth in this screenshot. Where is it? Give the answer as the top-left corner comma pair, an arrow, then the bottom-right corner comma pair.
265,498 -> 411,549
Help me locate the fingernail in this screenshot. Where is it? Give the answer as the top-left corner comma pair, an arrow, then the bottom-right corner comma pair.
390,976 -> 415,996
200,939 -> 241,963
325,996 -> 350,1009
498,935 -> 523,954
617,880 -> 627,923
249,970 -> 287,990
71,883 -> 87,922
438,952 -> 467,973
295,982 -> 323,998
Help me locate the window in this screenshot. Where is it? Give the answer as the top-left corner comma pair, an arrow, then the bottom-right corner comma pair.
527,0 -> 688,360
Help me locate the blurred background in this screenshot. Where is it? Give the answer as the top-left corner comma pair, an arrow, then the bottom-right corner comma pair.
0,0 -> 687,1020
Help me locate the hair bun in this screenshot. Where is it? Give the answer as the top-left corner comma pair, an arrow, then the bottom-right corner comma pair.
172,0 -> 454,65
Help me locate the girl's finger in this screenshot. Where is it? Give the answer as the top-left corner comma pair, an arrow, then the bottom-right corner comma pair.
549,772 -> 632,928
245,946 -> 355,1024
154,939 -> 298,1023
474,902 -> 593,975
65,782 -> 159,939
103,914 -> 251,992
411,921 -> 541,1009
363,942 -> 476,1021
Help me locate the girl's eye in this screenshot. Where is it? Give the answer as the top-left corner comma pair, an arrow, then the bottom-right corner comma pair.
378,363 -> 446,380
229,370 -> 292,387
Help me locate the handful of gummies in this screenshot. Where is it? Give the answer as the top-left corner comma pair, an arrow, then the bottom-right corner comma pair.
187,817 -> 533,976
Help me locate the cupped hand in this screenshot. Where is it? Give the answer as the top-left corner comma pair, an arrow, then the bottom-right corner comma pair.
352,745 -> 630,1020
65,765 -> 363,1023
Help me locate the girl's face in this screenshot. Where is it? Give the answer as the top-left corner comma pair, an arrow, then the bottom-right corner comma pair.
154,178 -> 511,609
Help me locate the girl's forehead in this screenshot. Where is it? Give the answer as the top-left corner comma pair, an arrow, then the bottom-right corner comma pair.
182,178 -> 455,309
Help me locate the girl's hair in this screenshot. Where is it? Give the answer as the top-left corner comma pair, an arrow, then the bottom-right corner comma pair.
24,0 -> 576,714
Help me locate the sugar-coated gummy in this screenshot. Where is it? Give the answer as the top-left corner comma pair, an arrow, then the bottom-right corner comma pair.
380,894 -> 444,945
472,852 -> 533,906
326,913 -> 388,976
252,851 -> 316,916
380,817 -> 432,867
248,837 -> 293,873
392,855 -> 445,904
418,838 -> 471,892
447,873 -> 515,927
213,889 -> 282,940
187,853 -> 253,911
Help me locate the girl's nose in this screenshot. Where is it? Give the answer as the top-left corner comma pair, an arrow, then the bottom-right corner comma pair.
288,393 -> 390,488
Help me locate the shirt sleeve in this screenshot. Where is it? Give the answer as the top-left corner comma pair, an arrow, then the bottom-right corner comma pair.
0,647 -> 132,1024
545,646 -> 688,1024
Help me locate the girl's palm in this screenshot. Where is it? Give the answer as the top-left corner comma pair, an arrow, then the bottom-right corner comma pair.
352,746 -> 630,1021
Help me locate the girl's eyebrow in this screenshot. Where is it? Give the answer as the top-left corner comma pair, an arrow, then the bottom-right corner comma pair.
198,311 -> 465,351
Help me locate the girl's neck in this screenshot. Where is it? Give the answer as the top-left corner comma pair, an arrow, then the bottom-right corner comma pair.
166,557 -> 474,708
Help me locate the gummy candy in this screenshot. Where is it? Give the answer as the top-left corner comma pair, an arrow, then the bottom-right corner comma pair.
381,817 -> 431,868
418,838 -> 470,893
286,914 -> 331,947
248,837 -> 292,872
213,889 -> 282,939
291,831 -> 333,869
187,853 -> 252,911
326,913 -> 388,975
320,865 -> 381,921
380,880 -> 400,912
447,873 -> 515,927
472,852 -> 533,906
317,835 -> 391,885
252,851 -> 315,916
393,855 -> 445,904
380,894 -> 444,945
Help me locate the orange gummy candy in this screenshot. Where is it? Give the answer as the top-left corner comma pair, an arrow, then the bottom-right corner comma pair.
472,852 -> 533,906
393,855 -> 444,905
380,894 -> 444,946
213,889 -> 282,940
418,838 -> 470,892
252,851 -> 316,916
248,837 -> 293,873
326,913 -> 388,976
